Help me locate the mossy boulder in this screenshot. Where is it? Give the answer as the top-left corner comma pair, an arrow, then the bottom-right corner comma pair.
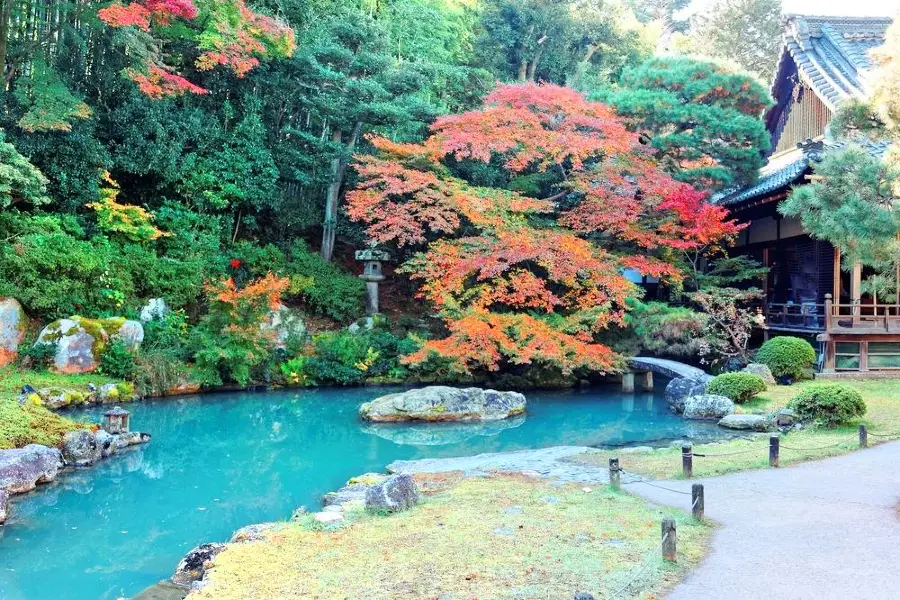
360,386 -> 527,422
37,316 -> 143,374
33,388 -> 91,410
0,298 -> 27,367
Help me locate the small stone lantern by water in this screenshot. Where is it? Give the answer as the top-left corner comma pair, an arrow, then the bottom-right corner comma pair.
355,247 -> 391,316
103,406 -> 130,435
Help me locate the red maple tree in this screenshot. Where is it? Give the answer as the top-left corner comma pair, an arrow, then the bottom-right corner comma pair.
347,83 -> 742,375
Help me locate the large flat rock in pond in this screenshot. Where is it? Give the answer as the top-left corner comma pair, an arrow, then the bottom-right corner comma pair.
359,386 -> 526,422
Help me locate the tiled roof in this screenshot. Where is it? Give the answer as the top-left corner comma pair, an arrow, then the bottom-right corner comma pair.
717,15 -> 894,208
773,15 -> 892,111
713,137 -> 892,206
713,147 -> 812,206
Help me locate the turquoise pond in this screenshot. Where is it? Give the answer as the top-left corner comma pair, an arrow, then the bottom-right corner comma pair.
0,384 -> 727,600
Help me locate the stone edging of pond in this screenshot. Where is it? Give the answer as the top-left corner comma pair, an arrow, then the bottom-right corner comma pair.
133,445 -> 635,599
0,428 -> 150,526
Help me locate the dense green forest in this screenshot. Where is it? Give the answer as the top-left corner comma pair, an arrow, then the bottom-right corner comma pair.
0,0 -> 782,389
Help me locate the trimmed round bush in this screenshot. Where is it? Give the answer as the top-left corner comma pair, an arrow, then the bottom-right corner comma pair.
755,336 -> 816,381
789,384 -> 866,427
706,372 -> 767,403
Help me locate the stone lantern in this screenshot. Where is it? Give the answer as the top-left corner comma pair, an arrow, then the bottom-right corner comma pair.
103,406 -> 130,435
355,247 -> 391,316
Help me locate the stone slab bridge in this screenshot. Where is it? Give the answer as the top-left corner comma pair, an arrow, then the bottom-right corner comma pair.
622,357 -> 711,392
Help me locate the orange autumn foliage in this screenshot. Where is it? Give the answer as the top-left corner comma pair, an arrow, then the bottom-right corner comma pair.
347,83 -> 742,375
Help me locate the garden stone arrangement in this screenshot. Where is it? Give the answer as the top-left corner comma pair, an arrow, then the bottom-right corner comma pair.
359,386 -> 527,422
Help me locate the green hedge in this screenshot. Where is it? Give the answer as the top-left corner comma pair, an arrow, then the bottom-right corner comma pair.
706,372 -> 767,403
755,336 -> 816,380
789,383 -> 866,427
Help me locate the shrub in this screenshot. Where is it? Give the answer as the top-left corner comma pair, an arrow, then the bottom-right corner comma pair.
789,384 -> 866,427
304,329 -> 420,385
143,309 -> 192,360
19,340 -> 58,370
626,299 -> 708,357
706,372 -> 767,403
755,336 -> 816,381
191,274 -> 289,386
133,349 -> 189,397
280,356 -> 313,386
99,341 -> 137,379
229,240 -> 365,323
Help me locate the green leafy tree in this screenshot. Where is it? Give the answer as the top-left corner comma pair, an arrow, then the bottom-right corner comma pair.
475,0 -> 650,86
0,132 -> 49,207
604,55 -> 773,190
688,0 -> 783,81
626,0 -> 689,52
780,147 -> 900,302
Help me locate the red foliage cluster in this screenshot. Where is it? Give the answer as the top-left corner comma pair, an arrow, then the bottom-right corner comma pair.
347,83 -> 743,375
98,0 -> 197,31
99,0 -> 295,97
127,66 -> 208,99
196,0 -> 296,77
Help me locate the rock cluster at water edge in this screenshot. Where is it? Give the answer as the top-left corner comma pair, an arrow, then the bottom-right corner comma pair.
360,386 -> 526,422
682,394 -> 735,420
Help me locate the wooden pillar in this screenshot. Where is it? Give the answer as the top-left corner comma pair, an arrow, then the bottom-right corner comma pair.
851,261 -> 862,322
622,372 -> 635,393
637,371 -> 653,392
832,247 -> 841,302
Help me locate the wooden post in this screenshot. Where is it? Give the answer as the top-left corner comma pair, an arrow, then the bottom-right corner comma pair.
638,371 -> 653,392
661,519 -> 677,562
859,424 -> 868,448
852,261 -> 862,323
622,372 -> 635,393
769,435 -> 779,468
682,445 -> 693,479
691,484 -> 704,520
824,293 -> 834,332
609,458 -> 620,490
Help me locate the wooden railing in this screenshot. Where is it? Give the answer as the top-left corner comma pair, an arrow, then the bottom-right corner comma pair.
763,302 -> 826,332
825,294 -> 900,333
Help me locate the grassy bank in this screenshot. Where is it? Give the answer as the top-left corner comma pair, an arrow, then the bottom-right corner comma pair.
0,367 -> 114,449
191,474 -> 711,600
575,379 -> 900,480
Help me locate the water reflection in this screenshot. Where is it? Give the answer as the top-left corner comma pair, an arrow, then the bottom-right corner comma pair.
362,415 -> 527,446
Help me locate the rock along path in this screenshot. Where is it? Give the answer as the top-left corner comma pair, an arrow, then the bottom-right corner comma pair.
625,440 -> 900,600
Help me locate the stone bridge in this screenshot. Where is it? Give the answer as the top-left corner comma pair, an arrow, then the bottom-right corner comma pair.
621,357 -> 710,392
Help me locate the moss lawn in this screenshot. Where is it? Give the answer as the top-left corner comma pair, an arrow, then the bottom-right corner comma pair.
574,379 -> 900,480
0,367 -> 114,449
191,473 -> 711,600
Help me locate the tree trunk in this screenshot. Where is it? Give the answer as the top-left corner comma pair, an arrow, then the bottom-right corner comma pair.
320,121 -> 363,262
566,44 -> 599,87
0,0 -> 11,87
517,59 -> 528,82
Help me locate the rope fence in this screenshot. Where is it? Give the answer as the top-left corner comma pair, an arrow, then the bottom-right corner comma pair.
596,425 -> 900,600
614,424 -> 900,481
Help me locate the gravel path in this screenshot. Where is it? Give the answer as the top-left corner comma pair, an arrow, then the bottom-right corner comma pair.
625,441 -> 900,600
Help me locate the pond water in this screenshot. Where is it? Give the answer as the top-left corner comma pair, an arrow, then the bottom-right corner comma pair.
0,384 -> 727,600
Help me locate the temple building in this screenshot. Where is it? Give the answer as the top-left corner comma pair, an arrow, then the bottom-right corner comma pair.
714,14 -> 900,374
